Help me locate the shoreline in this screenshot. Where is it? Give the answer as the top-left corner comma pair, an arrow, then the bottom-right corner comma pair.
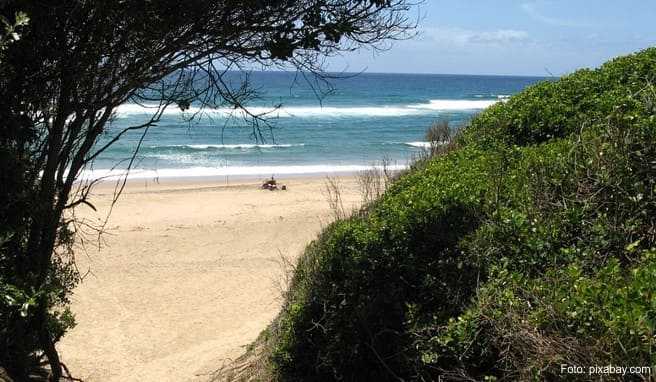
76,163 -> 410,185
77,165 -> 408,193
85,172 -> 359,194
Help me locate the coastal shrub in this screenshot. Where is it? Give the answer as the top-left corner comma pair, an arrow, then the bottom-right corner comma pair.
461,47 -> 656,147
429,250 -> 656,380
421,94 -> 656,379
265,145 -> 505,380
463,110 -> 656,277
424,119 -> 455,157
230,47 -> 656,381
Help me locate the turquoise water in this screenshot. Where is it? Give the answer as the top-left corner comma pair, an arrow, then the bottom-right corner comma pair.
90,72 -> 545,179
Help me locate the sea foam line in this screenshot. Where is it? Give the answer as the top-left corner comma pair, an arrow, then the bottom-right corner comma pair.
404,141 -> 432,148
150,143 -> 305,150
78,164 -> 409,181
408,99 -> 498,110
114,99 -> 498,119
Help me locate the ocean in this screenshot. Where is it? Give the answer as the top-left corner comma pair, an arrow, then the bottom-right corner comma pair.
89,72 -> 545,180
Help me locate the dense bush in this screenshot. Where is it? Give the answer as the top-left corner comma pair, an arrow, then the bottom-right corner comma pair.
237,47 -> 656,381
461,47 -> 656,147
433,251 -> 656,380
420,115 -> 656,379
269,146 -> 497,380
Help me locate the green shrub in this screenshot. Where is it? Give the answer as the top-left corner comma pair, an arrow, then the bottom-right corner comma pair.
432,251 -> 656,380
267,146 -> 503,380
240,47 -> 656,381
461,47 -> 656,147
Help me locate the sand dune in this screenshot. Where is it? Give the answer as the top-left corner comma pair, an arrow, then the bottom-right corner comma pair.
58,176 -> 361,382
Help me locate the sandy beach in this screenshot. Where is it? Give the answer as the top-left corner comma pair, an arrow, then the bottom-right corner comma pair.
57,176 -> 361,382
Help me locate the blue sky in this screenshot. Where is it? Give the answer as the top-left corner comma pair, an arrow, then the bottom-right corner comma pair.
331,1 -> 656,76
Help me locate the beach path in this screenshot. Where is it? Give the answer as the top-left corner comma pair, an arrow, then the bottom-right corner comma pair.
57,177 -> 360,382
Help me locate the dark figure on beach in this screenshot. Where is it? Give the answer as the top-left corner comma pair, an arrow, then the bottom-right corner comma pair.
262,176 -> 278,191
261,176 -> 287,191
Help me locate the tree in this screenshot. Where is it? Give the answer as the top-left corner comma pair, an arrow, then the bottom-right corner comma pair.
0,0 -> 417,380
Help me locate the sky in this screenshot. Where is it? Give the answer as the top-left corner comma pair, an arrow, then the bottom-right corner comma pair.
330,1 -> 656,76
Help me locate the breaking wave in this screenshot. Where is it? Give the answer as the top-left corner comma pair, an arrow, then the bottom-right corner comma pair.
114,99 -> 498,119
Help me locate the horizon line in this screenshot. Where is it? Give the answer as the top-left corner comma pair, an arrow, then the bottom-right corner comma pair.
213,68 -> 555,79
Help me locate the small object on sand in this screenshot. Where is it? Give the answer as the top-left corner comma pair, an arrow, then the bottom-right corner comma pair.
262,176 -> 278,191
261,176 -> 287,191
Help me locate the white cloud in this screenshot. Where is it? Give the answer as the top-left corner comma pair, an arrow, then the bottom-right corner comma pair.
468,30 -> 529,44
420,27 -> 529,47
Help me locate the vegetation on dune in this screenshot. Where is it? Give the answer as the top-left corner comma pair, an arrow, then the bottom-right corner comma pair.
228,47 -> 656,381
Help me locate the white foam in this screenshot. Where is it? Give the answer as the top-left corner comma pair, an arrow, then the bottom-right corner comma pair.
154,143 -> 304,150
114,99 -> 497,119
409,99 -> 498,110
404,141 -> 432,148
115,104 -> 421,118
78,164 -> 408,181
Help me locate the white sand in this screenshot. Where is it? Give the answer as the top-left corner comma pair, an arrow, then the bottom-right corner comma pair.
57,176 -> 361,381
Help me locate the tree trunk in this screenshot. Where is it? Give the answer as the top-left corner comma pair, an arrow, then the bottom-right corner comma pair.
37,304 -> 62,382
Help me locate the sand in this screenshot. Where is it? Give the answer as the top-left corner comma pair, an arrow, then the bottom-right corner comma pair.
57,176 -> 361,382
